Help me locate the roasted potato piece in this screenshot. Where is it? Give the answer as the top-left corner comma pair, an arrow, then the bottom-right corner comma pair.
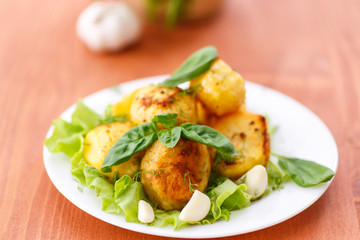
112,90 -> 137,117
141,139 -> 211,211
195,100 -> 209,125
210,111 -> 270,180
84,122 -> 141,181
130,85 -> 197,125
190,59 -> 246,116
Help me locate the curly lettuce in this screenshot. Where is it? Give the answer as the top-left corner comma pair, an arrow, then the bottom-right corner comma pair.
45,100 -> 252,230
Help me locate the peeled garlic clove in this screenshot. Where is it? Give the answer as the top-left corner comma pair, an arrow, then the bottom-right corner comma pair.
179,190 -> 211,222
237,165 -> 268,200
76,1 -> 141,53
138,200 -> 155,223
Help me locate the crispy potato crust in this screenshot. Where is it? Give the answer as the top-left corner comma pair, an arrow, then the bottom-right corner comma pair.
190,59 -> 246,116
84,122 -> 141,182
141,139 -> 211,211
210,111 -> 270,179
130,85 -> 198,126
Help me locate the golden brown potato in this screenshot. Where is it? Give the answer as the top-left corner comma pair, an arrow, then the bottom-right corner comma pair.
84,122 -> 141,182
190,59 -> 246,116
195,100 -> 210,125
112,90 -> 138,117
141,139 -> 211,210
130,85 -> 197,125
210,111 -> 270,180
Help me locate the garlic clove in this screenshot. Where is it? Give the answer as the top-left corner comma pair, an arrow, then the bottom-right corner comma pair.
138,200 -> 155,223
236,165 -> 268,200
76,1 -> 141,53
179,190 -> 211,222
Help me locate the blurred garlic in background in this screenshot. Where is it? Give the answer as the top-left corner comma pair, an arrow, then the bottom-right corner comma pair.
76,1 -> 141,53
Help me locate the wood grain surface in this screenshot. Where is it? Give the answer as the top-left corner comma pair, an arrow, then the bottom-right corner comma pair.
1,0 -> 360,239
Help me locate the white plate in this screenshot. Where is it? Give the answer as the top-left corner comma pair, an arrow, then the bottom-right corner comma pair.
43,75 -> 338,238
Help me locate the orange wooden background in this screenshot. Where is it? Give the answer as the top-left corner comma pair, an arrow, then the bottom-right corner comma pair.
1,0 -> 360,239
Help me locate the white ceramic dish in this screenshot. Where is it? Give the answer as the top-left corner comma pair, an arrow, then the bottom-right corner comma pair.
43,75 -> 338,238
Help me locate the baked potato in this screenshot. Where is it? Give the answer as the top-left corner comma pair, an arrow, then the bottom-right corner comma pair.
210,110 -> 270,180
130,85 -> 197,126
112,90 -> 137,117
140,139 -> 211,210
84,122 -> 141,182
195,100 -> 210,125
190,59 -> 246,116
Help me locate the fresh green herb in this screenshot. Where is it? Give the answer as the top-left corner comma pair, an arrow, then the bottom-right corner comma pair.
179,85 -> 202,98
273,154 -> 335,187
152,113 -> 178,129
266,160 -> 289,190
176,140 -> 186,148
213,150 -> 237,167
101,105 -> 128,124
237,175 -> 247,185
101,122 -> 158,172
158,127 -> 182,148
184,172 -> 199,193
189,85 -> 202,97
112,170 -> 119,183
133,169 -> 165,182
160,46 -> 218,87
214,148 -> 245,167
206,173 -> 227,192
102,113 -> 237,171
180,123 -> 238,156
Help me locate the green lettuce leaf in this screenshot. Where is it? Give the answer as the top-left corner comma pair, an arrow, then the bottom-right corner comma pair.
114,175 -> 146,222
206,179 -> 251,221
152,210 -> 188,230
44,100 -> 102,157
84,165 -> 121,213
44,118 -> 83,157
71,100 -> 102,132
69,136 -> 86,185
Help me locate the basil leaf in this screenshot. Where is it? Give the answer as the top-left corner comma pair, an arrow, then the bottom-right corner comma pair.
158,127 -> 182,148
160,46 -> 218,87
152,113 -> 178,129
276,155 -> 335,187
101,122 -> 158,172
180,123 -> 237,156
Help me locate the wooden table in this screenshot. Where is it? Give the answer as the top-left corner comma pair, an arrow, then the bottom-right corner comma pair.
1,0 -> 359,239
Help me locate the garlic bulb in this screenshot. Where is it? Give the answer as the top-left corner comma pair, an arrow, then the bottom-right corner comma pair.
76,1 -> 141,52
138,200 -> 155,223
